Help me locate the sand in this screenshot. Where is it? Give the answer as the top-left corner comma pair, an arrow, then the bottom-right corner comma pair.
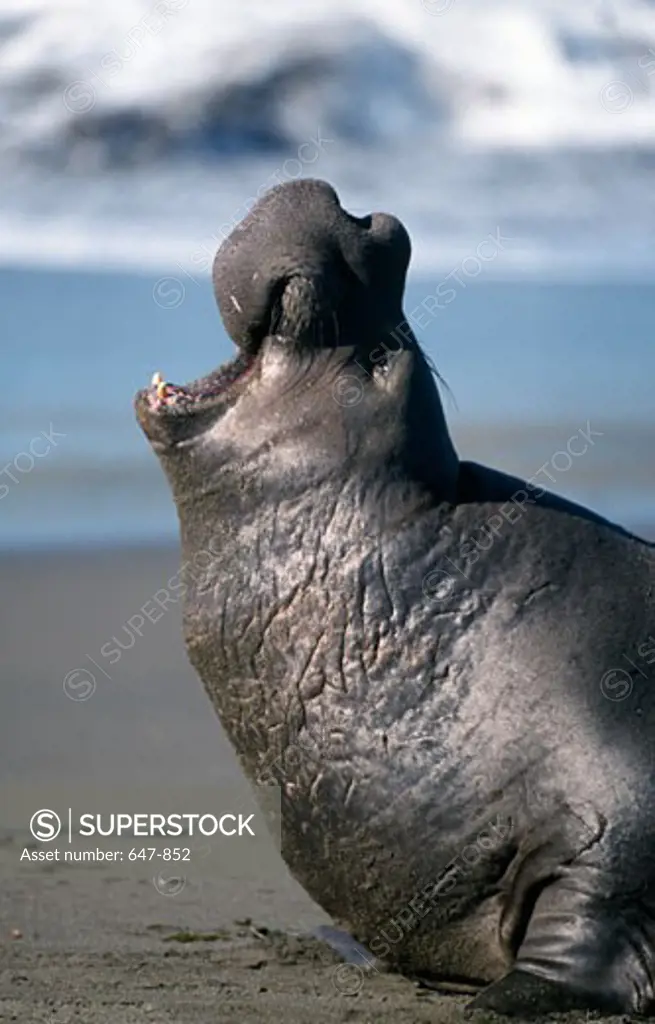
0,544 -> 644,1023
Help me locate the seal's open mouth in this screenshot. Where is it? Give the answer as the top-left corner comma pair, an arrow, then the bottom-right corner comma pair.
143,349 -> 256,415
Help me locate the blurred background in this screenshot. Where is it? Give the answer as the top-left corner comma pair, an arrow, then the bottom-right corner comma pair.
2,0 -> 655,548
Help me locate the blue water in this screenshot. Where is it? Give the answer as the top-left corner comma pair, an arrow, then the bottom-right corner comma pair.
3,266 -> 654,549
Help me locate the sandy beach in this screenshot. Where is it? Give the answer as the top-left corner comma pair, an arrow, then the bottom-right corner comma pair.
1,540 -> 651,1024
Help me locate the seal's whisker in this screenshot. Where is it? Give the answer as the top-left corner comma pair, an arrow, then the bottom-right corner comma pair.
421,344 -> 458,411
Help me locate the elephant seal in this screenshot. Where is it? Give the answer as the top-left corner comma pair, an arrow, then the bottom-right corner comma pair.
135,179 -> 655,1016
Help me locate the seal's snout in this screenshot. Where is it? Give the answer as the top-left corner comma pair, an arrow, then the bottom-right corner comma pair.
135,178 -> 416,449
213,178 -> 411,353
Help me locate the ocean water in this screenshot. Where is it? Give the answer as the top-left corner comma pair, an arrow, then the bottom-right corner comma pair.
1,0 -> 653,548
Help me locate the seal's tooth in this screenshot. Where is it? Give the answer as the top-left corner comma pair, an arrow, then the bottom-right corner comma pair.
150,370 -> 169,400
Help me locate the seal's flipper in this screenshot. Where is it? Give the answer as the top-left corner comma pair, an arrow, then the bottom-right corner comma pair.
468,968 -> 604,1016
471,880 -> 655,1016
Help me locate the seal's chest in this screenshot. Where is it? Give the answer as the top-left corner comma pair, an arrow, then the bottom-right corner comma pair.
182,514 -> 441,787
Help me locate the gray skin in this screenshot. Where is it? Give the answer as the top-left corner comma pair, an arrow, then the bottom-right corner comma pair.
135,178 -> 655,1016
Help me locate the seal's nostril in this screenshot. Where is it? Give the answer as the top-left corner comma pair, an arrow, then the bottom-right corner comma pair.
344,212 -> 372,230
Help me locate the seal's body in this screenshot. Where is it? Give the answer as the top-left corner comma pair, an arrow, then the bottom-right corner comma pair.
136,179 -> 655,1015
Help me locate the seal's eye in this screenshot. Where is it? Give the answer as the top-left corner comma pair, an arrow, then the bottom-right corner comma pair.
374,353 -> 392,376
368,346 -> 399,378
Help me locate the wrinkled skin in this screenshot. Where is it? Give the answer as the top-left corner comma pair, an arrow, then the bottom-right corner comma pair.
136,179 -> 655,1016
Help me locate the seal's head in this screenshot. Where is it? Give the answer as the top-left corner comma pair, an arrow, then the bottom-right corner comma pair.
135,179 -> 458,510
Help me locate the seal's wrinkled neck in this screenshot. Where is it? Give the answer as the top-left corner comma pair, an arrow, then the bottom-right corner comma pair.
155,333 -> 460,570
